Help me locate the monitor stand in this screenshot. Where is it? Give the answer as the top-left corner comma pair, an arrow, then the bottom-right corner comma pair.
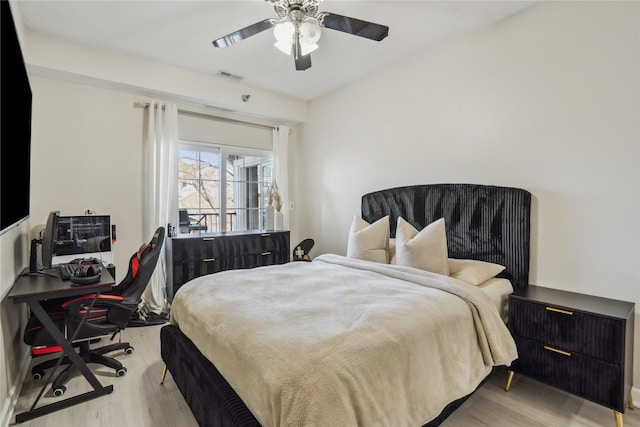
29,238 -> 40,273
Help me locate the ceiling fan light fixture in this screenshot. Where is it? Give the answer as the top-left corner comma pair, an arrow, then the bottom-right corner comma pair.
300,21 -> 321,44
273,21 -> 296,55
274,39 -> 293,55
273,19 -> 321,57
299,40 -> 318,56
274,21 -> 295,42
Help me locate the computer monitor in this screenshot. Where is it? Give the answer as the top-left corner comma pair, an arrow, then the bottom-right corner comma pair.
53,215 -> 113,264
40,211 -> 60,270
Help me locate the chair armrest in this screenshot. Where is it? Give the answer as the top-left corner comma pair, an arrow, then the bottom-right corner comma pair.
105,302 -> 135,328
62,294 -> 124,311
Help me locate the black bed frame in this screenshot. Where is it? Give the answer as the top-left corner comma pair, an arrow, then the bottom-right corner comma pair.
161,183 -> 532,427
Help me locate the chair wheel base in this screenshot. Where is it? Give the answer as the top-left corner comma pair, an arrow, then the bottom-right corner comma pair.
116,367 -> 127,377
52,385 -> 66,397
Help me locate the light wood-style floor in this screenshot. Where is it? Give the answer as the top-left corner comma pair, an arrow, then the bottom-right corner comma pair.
11,324 -> 640,427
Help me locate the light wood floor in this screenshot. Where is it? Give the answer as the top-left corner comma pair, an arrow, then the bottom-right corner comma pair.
11,324 -> 640,427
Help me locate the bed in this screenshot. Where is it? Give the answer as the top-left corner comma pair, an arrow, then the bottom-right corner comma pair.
161,183 -> 531,427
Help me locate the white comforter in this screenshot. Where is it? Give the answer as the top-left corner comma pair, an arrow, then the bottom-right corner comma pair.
170,254 -> 518,427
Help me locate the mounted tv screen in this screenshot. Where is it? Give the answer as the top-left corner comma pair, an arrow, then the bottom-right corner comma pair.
1,2 -> 33,235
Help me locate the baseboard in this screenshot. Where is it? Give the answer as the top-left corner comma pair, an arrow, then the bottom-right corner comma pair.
632,386 -> 640,409
0,351 -> 31,427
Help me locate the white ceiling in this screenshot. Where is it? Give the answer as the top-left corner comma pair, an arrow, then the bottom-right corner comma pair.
16,0 -> 537,101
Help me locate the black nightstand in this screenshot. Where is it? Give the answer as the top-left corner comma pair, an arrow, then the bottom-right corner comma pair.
506,285 -> 635,427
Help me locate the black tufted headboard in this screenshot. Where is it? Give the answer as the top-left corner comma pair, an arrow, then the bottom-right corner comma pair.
361,184 -> 531,290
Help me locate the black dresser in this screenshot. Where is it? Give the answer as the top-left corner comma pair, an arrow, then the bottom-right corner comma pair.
168,230 -> 290,300
507,285 -> 634,427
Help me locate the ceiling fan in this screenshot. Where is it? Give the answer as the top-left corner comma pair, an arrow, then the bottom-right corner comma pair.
212,0 -> 389,71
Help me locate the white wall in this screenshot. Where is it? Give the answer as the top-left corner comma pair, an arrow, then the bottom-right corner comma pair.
29,77 -> 147,279
299,0 -> 640,387
24,31 -> 308,125
0,223 -> 30,427
178,114 -> 272,150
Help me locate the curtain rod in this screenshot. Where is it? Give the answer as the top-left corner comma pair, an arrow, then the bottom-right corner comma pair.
133,102 -> 276,131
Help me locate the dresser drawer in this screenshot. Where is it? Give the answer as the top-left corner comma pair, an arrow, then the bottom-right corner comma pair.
175,257 -> 223,285
229,252 -> 281,270
234,232 -> 289,255
510,298 -> 624,363
512,336 -> 623,410
172,236 -> 223,261
253,248 -> 290,267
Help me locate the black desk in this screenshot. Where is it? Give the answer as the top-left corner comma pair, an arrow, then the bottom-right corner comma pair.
8,268 -> 116,423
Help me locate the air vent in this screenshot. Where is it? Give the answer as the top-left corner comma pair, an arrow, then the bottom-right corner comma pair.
216,71 -> 243,81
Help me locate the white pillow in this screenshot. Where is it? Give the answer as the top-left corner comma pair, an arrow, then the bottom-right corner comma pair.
395,217 -> 449,275
448,258 -> 506,285
346,215 -> 389,263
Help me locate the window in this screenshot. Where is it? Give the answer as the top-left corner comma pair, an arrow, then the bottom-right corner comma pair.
178,142 -> 272,233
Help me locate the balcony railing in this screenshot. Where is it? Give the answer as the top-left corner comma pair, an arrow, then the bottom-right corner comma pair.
179,211 -> 238,233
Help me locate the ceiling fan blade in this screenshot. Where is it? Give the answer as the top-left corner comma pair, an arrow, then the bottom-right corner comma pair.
212,19 -> 274,48
294,36 -> 312,71
295,54 -> 312,71
319,13 -> 389,41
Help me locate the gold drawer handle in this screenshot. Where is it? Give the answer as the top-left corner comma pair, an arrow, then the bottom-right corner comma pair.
261,251 -> 271,256
260,233 -> 272,237
203,258 -> 216,262
546,306 -> 573,315
202,237 -> 216,241
544,345 -> 571,357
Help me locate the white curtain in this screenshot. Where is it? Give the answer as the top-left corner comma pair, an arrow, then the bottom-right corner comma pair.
272,126 -> 290,229
140,100 -> 178,315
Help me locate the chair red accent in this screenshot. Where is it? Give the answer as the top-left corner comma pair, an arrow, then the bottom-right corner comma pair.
23,227 -> 165,396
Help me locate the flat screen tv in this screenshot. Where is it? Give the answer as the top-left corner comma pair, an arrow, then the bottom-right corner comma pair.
1,2 -> 33,235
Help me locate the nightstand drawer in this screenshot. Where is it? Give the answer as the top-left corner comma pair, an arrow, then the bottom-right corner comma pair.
513,336 -> 623,410
510,298 -> 624,363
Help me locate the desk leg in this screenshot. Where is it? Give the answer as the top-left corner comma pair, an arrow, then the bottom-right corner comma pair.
15,299 -> 113,423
